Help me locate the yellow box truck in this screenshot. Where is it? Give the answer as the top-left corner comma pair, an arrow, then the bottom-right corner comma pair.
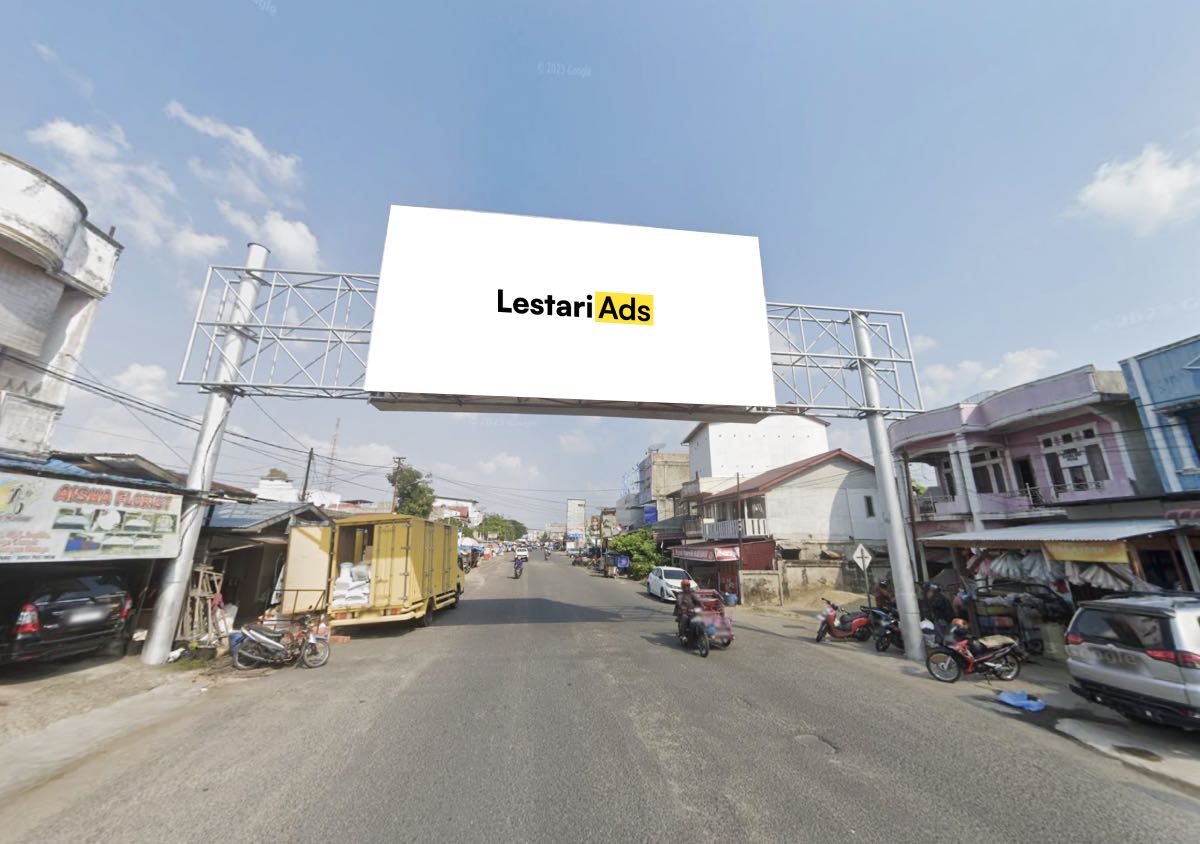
278,513 -> 463,628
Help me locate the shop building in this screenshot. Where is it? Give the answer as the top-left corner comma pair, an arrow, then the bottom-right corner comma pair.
889,365 -> 1160,543
1120,332 -> 1200,494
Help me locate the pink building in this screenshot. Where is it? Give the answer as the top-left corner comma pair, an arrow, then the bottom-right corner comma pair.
888,366 -> 1162,541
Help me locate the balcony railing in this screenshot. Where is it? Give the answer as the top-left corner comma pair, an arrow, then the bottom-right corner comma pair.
682,516 -> 707,537
701,518 -> 768,541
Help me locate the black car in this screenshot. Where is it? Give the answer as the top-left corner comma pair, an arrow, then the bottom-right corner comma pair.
0,570 -> 132,664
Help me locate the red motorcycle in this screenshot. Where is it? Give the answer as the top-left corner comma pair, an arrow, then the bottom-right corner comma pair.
815,598 -> 872,643
925,619 -> 1023,683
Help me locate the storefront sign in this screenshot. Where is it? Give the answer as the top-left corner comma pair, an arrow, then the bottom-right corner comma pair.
1043,540 -> 1130,564
0,473 -> 182,563
673,545 -> 740,562
643,504 -> 658,525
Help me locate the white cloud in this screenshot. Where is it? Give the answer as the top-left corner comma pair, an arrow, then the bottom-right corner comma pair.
33,42 -> 94,98
171,227 -> 229,260
921,347 -> 1058,407
109,362 -> 176,406
217,200 -> 320,267
188,157 -> 269,205
23,119 -> 218,252
26,121 -> 165,244
28,118 -> 127,160
910,334 -> 938,354
476,452 -> 525,475
166,100 -> 302,194
1075,144 -> 1200,235
558,429 -> 597,454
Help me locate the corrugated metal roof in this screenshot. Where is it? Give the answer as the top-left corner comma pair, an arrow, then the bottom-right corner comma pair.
0,455 -> 183,491
209,501 -> 325,532
922,519 -> 1181,546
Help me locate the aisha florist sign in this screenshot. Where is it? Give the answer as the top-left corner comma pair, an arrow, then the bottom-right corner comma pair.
0,473 -> 182,563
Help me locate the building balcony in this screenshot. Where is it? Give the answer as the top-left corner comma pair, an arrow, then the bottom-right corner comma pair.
914,493 -> 969,518
701,518 -> 768,541
683,516 -> 707,537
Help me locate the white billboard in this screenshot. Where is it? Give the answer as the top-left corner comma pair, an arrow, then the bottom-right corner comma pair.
365,206 -> 775,408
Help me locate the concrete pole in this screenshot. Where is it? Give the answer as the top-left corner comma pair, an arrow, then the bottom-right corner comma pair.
852,311 -> 924,662
143,243 -> 269,665
1175,532 -> 1200,591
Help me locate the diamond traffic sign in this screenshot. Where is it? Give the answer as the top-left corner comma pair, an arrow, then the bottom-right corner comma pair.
851,543 -> 873,571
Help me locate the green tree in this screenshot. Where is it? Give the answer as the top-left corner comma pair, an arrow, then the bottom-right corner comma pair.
386,463 -> 435,518
479,514 -> 527,541
606,528 -> 662,579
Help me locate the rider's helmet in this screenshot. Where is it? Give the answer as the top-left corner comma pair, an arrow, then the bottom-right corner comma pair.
878,578 -> 890,588
925,581 -> 941,594
680,579 -> 692,592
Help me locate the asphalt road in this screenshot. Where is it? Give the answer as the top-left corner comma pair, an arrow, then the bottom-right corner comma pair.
3,553 -> 1198,843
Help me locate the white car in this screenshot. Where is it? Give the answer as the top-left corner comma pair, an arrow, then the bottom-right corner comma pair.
514,547 -> 529,562
647,566 -> 694,602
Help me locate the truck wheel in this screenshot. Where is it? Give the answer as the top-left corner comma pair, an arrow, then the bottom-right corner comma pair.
420,600 -> 434,627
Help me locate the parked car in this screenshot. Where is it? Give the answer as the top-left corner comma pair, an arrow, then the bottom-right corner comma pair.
0,570 -> 132,664
647,566 -> 694,602
1065,592 -> 1200,729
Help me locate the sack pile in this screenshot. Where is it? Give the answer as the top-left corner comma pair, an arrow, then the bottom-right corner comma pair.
331,561 -> 372,609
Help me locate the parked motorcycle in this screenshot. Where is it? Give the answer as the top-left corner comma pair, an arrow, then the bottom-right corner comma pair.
871,607 -> 904,652
925,619 -> 1023,683
815,598 -> 872,643
233,613 -> 330,670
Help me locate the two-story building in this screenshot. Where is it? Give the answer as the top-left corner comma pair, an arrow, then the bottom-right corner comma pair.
890,364 -> 1199,593
889,365 -> 1160,539
1121,333 -> 1200,494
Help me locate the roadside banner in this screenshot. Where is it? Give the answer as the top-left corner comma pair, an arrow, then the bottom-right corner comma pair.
0,473 -> 182,563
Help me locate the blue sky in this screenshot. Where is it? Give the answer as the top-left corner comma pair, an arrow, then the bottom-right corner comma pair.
4,1 -> 1200,527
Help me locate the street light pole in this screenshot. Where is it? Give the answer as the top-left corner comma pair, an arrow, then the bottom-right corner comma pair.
142,243 -> 269,665
851,310 -> 924,662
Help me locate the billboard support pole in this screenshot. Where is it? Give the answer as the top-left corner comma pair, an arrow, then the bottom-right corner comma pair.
851,311 -> 924,663
143,243 -> 269,665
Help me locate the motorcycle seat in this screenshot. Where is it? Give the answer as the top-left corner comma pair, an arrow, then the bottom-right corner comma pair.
979,635 -> 1016,649
246,623 -> 287,639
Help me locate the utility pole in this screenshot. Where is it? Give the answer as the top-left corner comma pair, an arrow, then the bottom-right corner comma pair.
143,243 -> 269,665
300,447 -> 315,500
851,310 -> 924,663
389,456 -> 405,513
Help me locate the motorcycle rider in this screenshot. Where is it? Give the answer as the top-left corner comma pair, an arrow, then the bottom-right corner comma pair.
924,582 -> 954,639
674,579 -> 706,644
873,577 -> 895,612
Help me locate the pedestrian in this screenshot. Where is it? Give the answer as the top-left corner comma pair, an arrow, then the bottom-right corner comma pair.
924,582 -> 954,640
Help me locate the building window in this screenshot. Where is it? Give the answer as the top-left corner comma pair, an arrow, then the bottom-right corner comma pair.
1185,412 -> 1200,459
1041,425 -> 1110,493
969,448 -> 1008,494
939,458 -> 957,497
864,495 -> 875,518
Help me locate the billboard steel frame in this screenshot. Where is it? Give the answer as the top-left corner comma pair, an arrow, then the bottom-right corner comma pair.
180,265 -> 924,420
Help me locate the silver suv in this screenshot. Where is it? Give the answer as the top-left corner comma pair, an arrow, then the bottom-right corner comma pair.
1066,592 -> 1200,729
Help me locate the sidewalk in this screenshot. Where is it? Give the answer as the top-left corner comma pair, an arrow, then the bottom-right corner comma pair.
0,655 -> 236,803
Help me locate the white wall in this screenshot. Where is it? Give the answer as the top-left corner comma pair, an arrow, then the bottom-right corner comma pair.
765,461 -> 886,544
688,415 -> 830,479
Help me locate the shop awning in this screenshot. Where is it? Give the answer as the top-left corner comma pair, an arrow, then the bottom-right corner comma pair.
920,519 -> 1180,548
1167,508 -> 1200,523
673,542 -> 741,562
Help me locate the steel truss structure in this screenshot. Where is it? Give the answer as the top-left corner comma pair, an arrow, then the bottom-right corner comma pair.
180,265 -> 924,419
180,265 -> 379,398
767,303 -> 923,419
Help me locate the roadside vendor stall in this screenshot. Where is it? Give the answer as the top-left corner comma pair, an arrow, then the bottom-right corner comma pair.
920,518 -> 1198,659
671,539 -> 775,601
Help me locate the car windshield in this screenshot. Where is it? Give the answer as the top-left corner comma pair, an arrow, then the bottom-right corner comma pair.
662,569 -> 689,580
